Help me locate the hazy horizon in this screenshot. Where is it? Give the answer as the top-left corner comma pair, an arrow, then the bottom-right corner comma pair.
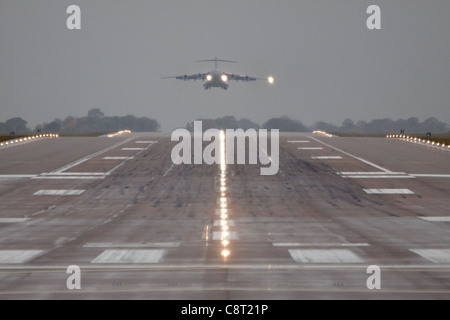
1,1 -> 449,131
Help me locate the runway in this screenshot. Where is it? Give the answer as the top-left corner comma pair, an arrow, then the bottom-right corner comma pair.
0,132 -> 450,299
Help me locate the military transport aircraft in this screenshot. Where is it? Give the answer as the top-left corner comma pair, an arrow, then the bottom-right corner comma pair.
163,57 -> 274,90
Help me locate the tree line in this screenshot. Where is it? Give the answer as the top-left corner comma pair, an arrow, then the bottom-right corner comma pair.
1,112 -> 448,135
186,116 -> 449,134
0,109 -> 160,134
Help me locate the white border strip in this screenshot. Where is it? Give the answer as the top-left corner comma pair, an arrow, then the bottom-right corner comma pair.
363,188 -> 414,195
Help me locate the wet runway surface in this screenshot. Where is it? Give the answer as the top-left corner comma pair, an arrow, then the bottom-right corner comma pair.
0,132 -> 449,299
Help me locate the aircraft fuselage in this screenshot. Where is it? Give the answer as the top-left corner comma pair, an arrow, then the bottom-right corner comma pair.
204,71 -> 229,90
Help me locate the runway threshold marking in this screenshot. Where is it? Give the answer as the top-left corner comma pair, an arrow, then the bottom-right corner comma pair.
363,189 -> 414,195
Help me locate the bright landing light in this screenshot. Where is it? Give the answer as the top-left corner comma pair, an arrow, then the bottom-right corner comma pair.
221,74 -> 228,82
206,74 -> 213,81
268,76 -> 274,84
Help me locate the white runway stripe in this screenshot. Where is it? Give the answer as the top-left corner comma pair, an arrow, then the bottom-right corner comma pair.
273,243 -> 369,247
420,217 -> 450,222
288,249 -> 363,263
363,189 -> 414,194
0,250 -> 44,264
298,147 -> 323,150
344,175 -> 415,179
122,148 -> 146,151
103,157 -> 134,160
44,172 -> 106,176
84,243 -> 179,248
135,141 -> 157,144
0,218 -> 30,223
32,176 -> 104,180
0,175 -> 37,179
339,172 -> 406,175
312,156 -> 343,160
288,141 -> 310,143
410,249 -> 450,263
33,190 -> 85,196
91,249 -> 165,264
411,174 -> 450,178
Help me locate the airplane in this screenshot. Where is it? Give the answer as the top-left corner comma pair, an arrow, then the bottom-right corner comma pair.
163,57 -> 274,90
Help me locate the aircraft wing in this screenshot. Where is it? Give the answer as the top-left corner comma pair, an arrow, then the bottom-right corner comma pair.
223,73 -> 259,82
162,73 -> 207,81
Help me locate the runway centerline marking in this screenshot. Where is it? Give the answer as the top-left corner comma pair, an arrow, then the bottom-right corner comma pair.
363,189 -> 414,195
309,136 -> 392,173
288,140 -> 310,143
298,147 -> 323,150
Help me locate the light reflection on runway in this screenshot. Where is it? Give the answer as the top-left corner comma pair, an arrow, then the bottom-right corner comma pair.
218,130 -> 231,260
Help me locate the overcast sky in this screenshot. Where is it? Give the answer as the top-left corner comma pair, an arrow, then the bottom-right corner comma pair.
1,1 -> 449,131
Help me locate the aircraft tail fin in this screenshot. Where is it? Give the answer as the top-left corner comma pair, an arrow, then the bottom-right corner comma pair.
195,57 -> 237,70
